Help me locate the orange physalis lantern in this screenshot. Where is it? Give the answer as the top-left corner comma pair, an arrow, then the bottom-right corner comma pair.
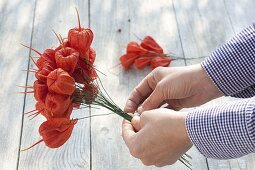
68,10 -> 93,58
55,47 -> 79,74
140,36 -> 163,54
47,68 -> 75,95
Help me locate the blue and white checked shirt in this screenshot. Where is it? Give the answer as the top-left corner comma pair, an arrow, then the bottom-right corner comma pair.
186,22 -> 255,159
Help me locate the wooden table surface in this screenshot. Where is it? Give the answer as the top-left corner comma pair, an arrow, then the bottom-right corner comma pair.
0,0 -> 254,169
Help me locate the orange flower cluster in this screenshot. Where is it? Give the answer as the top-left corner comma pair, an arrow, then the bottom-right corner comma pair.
19,11 -> 191,169
22,10 -> 97,150
120,36 -> 172,70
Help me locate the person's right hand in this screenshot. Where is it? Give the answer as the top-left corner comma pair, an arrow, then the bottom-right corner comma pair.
124,64 -> 223,113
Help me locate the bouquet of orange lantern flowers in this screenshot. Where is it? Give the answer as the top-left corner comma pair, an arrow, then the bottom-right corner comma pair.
20,9 -> 191,169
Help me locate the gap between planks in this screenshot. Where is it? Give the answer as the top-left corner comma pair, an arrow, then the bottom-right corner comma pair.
16,0 -> 37,169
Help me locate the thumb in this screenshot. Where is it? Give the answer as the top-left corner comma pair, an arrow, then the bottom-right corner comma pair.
138,85 -> 163,113
131,116 -> 141,131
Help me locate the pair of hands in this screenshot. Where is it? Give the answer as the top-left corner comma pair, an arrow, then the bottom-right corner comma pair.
122,64 -> 223,167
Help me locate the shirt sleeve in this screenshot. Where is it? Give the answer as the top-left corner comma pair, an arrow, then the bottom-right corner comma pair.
186,23 -> 255,159
186,97 -> 255,159
232,84 -> 255,98
201,23 -> 255,96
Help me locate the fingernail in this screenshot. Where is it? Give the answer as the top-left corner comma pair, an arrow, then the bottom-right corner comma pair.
133,112 -> 140,117
125,100 -> 133,106
137,106 -> 143,114
131,116 -> 141,131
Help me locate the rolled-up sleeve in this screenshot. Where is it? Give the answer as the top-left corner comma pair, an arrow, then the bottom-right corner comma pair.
201,23 -> 255,96
186,23 -> 255,159
186,97 -> 255,159
232,85 -> 255,98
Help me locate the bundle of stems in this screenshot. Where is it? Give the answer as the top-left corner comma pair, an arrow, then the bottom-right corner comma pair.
72,74 -> 192,169
73,79 -> 132,121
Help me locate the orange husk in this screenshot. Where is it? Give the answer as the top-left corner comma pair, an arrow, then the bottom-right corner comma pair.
41,49 -> 56,67
35,64 -> 55,82
34,80 -> 48,102
55,47 -> 79,74
140,36 -> 163,54
55,40 -> 70,51
68,29 -> 93,58
150,57 -> 171,69
21,118 -> 77,151
33,49 -> 56,70
47,68 -> 75,95
34,101 -> 73,120
68,10 -> 93,58
134,57 -> 151,69
86,47 -> 96,64
45,93 -> 71,117
36,57 -> 47,70
63,104 -> 74,118
35,101 -> 51,119
39,118 -> 77,148
119,53 -> 138,70
126,42 -> 147,55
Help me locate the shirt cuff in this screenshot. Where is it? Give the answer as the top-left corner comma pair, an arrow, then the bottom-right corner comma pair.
185,97 -> 255,159
201,23 -> 255,96
232,85 -> 255,98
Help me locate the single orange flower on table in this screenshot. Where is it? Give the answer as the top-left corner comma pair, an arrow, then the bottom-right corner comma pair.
119,36 -> 173,70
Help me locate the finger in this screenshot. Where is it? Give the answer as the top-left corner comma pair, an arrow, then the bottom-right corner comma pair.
165,99 -> 183,111
122,119 -> 136,147
165,104 -> 182,111
131,116 -> 141,131
124,88 -> 147,113
155,158 -> 177,167
124,73 -> 157,113
166,95 -> 204,109
180,94 -> 208,107
138,84 -> 164,113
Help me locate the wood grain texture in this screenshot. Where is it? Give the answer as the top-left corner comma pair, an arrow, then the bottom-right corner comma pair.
18,0 -> 91,169
0,0 -> 35,169
0,0 -> 253,169
89,0 -> 135,169
224,0 -> 255,33
129,0 -> 207,169
173,0 -> 234,63
90,0 -> 205,169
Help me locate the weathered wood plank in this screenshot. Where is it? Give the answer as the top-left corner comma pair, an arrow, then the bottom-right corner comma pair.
128,0 -> 186,83
18,0 -> 91,169
129,0 -> 207,169
0,0 -> 35,169
224,0 -> 255,33
173,0 -> 234,170
0,0 -> 251,169
173,0 -> 234,62
90,0 -> 206,169
89,0 -> 134,169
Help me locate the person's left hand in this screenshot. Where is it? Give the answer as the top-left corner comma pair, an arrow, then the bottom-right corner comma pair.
122,108 -> 192,167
